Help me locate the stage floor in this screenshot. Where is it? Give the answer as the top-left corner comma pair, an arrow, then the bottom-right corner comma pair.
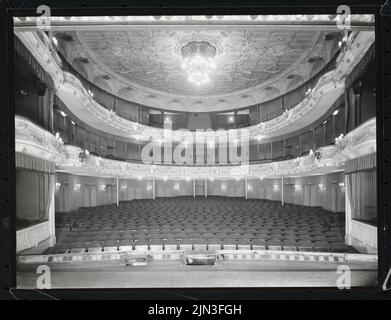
16,259 -> 377,288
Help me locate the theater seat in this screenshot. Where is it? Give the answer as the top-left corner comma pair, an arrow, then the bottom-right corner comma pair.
282,241 -> 297,251
103,241 -> 118,252
297,241 -> 314,252
134,240 -> 149,251
164,239 -> 178,251
237,239 -> 252,250
252,240 -> 266,250
207,239 -> 221,251
54,197 -> 350,255
267,240 -> 282,251
118,240 -> 133,251
149,239 -> 163,251
222,239 -> 236,250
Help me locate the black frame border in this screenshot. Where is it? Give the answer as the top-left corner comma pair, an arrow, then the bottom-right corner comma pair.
1,0 -> 390,301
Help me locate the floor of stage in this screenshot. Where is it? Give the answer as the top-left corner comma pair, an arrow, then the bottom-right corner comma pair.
16,259 -> 377,288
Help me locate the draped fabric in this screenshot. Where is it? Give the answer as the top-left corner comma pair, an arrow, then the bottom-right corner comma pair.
346,153 -> 377,224
14,36 -> 54,88
345,153 -> 376,174
15,152 -> 55,174
16,169 -> 54,224
345,42 -> 375,89
15,154 -> 55,227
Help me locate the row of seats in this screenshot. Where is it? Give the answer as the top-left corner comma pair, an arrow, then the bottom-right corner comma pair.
51,197 -> 349,254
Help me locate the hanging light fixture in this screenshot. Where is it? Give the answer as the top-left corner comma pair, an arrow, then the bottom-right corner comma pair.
180,40 -> 217,86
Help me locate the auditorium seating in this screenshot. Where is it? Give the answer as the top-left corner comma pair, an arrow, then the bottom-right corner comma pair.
51,197 -> 352,254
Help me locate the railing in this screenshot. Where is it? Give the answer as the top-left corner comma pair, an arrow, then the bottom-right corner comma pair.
16,115 -> 376,179
57,49 -> 339,130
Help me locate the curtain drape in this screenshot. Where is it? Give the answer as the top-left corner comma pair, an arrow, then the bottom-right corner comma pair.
14,36 -> 54,88
345,42 -> 375,89
345,153 -> 377,224
16,169 -> 54,223
15,152 -> 55,174
15,154 -> 55,225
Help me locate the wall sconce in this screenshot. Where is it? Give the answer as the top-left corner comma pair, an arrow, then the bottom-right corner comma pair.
247,185 -> 253,191
273,184 -> 280,191
294,184 -> 302,191
137,176 -> 142,180
74,183 -> 81,191
210,178 -> 214,182
163,177 -> 168,181
186,177 -> 191,182
318,183 -> 325,191
55,182 -> 61,189
339,182 -> 345,188
174,183 -> 180,190
236,177 -> 240,181
147,185 -> 153,191
221,184 -> 227,191
60,110 -> 67,117
99,184 -> 106,191
260,177 -> 264,180
120,185 -> 127,191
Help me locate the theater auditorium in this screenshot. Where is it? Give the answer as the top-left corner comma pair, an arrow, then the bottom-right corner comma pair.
14,15 -> 378,288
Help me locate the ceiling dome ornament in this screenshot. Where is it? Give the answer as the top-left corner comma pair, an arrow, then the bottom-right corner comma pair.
180,40 -> 218,86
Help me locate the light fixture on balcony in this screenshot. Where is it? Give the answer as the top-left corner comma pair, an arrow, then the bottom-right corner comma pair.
332,109 -> 339,116
60,110 -> 67,117
180,40 -> 217,86
338,31 -> 350,51
79,149 -> 90,162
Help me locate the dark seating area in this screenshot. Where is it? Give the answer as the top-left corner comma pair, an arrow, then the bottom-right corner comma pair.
51,197 -> 351,254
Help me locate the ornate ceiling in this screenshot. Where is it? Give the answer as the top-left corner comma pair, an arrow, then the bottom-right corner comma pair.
54,26 -> 342,112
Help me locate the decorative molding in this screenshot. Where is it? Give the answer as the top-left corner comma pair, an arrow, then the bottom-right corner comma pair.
16,29 -> 374,143
13,15 -> 375,27
8,117 -> 370,179
15,116 -> 67,164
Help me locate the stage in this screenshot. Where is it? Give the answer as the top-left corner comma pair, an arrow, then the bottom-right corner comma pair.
17,258 -> 377,289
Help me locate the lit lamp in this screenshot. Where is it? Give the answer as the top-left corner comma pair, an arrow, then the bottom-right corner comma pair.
332,109 -> 339,140
180,40 -> 217,86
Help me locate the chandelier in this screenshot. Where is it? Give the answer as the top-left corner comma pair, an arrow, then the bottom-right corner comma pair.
180,41 -> 217,86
